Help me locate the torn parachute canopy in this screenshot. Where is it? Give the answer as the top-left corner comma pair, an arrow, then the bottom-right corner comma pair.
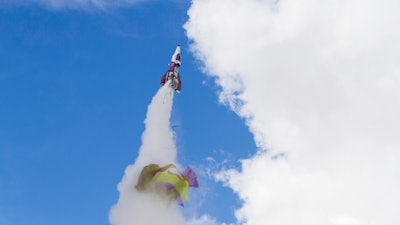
135,163 -> 198,206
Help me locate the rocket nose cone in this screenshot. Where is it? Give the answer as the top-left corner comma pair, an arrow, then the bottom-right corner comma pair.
171,45 -> 182,63
175,45 -> 181,54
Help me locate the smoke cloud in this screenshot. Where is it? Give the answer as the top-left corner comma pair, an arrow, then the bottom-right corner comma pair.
185,0 -> 400,224
109,84 -> 184,225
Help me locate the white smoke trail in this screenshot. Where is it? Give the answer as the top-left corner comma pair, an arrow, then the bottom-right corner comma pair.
109,83 -> 184,225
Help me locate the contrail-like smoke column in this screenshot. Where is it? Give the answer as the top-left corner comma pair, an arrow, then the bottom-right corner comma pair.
109,83 -> 184,225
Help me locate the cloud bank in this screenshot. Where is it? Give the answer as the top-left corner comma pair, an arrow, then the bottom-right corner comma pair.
185,0 -> 400,224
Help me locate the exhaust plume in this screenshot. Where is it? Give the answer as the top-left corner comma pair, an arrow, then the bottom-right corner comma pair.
109,84 -> 184,225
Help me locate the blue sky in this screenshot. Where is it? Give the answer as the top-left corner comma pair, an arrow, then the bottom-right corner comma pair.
0,2 -> 256,225
2,0 -> 400,225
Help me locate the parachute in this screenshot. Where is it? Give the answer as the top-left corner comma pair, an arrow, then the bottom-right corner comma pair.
136,164 -> 198,206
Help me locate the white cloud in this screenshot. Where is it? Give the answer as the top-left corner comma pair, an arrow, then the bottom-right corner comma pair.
0,0 -> 148,10
187,215 -> 220,225
187,214 -> 234,225
185,0 -> 400,224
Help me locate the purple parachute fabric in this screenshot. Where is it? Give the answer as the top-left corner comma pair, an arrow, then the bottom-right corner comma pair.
157,166 -> 198,207
182,167 -> 199,188
176,196 -> 184,206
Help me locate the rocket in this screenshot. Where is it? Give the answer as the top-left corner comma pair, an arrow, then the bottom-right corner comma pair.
160,45 -> 182,93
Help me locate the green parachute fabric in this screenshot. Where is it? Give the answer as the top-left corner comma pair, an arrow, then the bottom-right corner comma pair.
135,164 -> 161,191
152,172 -> 190,200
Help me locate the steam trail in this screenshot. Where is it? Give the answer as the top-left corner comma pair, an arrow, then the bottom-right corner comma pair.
109,83 -> 184,225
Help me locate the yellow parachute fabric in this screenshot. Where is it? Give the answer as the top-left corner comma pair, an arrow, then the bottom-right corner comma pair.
152,172 -> 190,200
